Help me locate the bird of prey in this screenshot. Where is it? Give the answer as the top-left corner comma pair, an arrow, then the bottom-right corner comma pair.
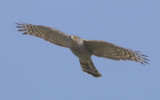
16,23 -> 149,78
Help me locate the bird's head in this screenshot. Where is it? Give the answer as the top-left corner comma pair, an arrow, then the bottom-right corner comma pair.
69,35 -> 82,46
70,35 -> 80,42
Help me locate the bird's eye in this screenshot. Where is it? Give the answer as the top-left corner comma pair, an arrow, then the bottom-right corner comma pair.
73,37 -> 77,40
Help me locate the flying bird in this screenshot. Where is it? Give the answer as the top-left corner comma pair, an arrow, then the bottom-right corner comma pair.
16,23 -> 149,77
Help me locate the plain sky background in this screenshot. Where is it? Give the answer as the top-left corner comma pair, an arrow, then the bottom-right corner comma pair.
0,0 -> 160,100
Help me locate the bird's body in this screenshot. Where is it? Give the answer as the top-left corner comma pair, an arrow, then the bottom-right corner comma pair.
16,23 -> 149,78
68,36 -> 101,77
69,36 -> 91,59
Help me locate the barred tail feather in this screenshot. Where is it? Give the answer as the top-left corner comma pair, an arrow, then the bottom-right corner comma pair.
79,59 -> 102,78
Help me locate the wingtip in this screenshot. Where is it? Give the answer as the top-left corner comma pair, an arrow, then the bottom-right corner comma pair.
139,57 -> 150,65
16,22 -> 28,35
133,50 -> 150,65
16,22 -> 24,28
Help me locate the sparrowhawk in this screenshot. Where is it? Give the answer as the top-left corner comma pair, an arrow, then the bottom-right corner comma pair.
16,23 -> 149,78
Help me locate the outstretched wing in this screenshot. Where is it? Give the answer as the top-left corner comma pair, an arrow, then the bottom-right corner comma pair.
84,40 -> 149,64
79,58 -> 102,77
16,23 -> 70,48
